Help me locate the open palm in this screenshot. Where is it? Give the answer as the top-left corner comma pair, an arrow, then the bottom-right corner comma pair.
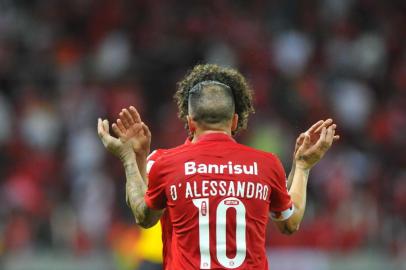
294,122 -> 338,170
97,118 -> 134,161
113,106 -> 151,154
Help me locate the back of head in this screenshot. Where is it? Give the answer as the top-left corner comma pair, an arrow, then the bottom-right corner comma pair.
175,64 -> 255,136
188,81 -> 235,126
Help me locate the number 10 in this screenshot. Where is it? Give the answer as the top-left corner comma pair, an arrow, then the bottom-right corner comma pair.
192,197 -> 247,269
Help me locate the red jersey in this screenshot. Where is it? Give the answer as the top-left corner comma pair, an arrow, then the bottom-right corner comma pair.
146,149 -> 171,267
145,133 -> 293,270
146,139 -> 192,270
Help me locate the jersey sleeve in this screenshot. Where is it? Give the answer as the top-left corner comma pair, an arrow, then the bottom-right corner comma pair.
144,155 -> 167,210
146,149 -> 165,176
269,155 -> 294,221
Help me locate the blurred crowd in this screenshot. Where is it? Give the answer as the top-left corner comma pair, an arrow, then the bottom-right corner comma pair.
0,0 -> 405,267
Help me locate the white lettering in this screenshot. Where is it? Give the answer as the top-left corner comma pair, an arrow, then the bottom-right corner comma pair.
208,164 -> 219,174
227,181 -> 235,196
210,181 -> 218,196
219,165 -> 227,174
246,182 -> 255,198
255,183 -> 263,199
194,181 -> 202,197
170,185 -> 178,200
219,181 -> 227,196
228,161 -> 233,174
186,182 -> 193,198
263,185 -> 269,200
234,165 -> 242,174
202,180 -> 209,196
236,181 -> 245,197
184,161 -> 259,176
182,180 -> 270,202
185,162 -> 196,175
198,164 -> 207,174
243,165 -> 254,175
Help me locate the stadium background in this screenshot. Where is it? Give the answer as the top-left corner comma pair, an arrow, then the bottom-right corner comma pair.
0,0 -> 405,269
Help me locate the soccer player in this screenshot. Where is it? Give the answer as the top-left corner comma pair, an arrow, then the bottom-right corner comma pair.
111,106 -> 190,269
98,65 -> 338,269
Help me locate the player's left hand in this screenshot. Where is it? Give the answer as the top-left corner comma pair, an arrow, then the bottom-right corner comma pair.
293,119 -> 339,156
294,119 -> 339,170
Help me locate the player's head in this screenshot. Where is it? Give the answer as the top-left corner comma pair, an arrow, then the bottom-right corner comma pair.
175,64 -> 254,136
187,80 -> 237,132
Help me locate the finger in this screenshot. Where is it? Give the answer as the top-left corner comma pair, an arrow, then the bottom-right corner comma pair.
142,122 -> 151,138
119,111 -> 130,128
326,126 -> 334,144
295,133 -> 305,152
303,133 -> 311,147
112,123 -> 124,138
97,118 -> 104,138
123,109 -> 135,125
129,106 -> 141,123
102,119 -> 110,133
117,119 -> 126,133
97,119 -> 113,147
333,135 -> 340,141
315,118 -> 333,133
307,120 -> 324,134
315,127 -> 327,148
316,126 -> 334,152
296,133 -> 311,155
296,133 -> 305,144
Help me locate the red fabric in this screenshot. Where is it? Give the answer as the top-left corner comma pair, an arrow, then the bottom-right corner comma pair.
145,133 -> 292,269
146,149 -> 171,269
146,140 -> 189,270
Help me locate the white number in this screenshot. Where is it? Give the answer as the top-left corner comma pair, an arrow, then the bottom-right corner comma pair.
193,198 -> 211,269
216,198 -> 246,268
193,197 -> 247,269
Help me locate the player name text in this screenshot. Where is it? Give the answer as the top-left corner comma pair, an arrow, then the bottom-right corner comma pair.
169,180 -> 269,201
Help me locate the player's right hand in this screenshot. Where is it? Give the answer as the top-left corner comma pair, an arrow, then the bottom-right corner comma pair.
115,106 -> 151,156
97,118 -> 134,161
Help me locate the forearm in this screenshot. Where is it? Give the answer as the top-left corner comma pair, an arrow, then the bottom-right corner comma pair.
284,167 -> 310,233
123,154 -> 149,225
135,150 -> 149,184
123,153 -> 162,228
287,160 -> 296,190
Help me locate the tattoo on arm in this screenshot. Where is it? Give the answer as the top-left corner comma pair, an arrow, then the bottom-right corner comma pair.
123,161 -> 149,224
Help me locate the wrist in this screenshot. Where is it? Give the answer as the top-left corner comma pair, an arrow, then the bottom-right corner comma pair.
294,164 -> 311,174
135,148 -> 150,158
120,150 -> 136,163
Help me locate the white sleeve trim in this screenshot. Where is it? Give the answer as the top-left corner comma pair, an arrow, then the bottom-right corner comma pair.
146,160 -> 155,174
270,205 -> 295,221
147,150 -> 157,161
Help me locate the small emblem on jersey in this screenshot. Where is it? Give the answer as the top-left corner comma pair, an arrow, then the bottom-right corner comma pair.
202,201 -> 207,216
229,261 -> 235,266
224,199 -> 239,205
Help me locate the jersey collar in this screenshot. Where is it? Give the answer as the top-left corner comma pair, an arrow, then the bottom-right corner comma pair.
194,132 -> 236,143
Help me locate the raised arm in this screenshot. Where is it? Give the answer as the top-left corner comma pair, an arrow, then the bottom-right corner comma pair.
97,116 -> 162,228
276,120 -> 339,235
115,106 -> 151,183
287,119 -> 335,189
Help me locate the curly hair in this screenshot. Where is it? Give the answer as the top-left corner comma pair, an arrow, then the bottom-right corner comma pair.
174,64 -> 254,136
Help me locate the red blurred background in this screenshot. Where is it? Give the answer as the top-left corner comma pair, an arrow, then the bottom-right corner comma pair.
0,0 -> 404,269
